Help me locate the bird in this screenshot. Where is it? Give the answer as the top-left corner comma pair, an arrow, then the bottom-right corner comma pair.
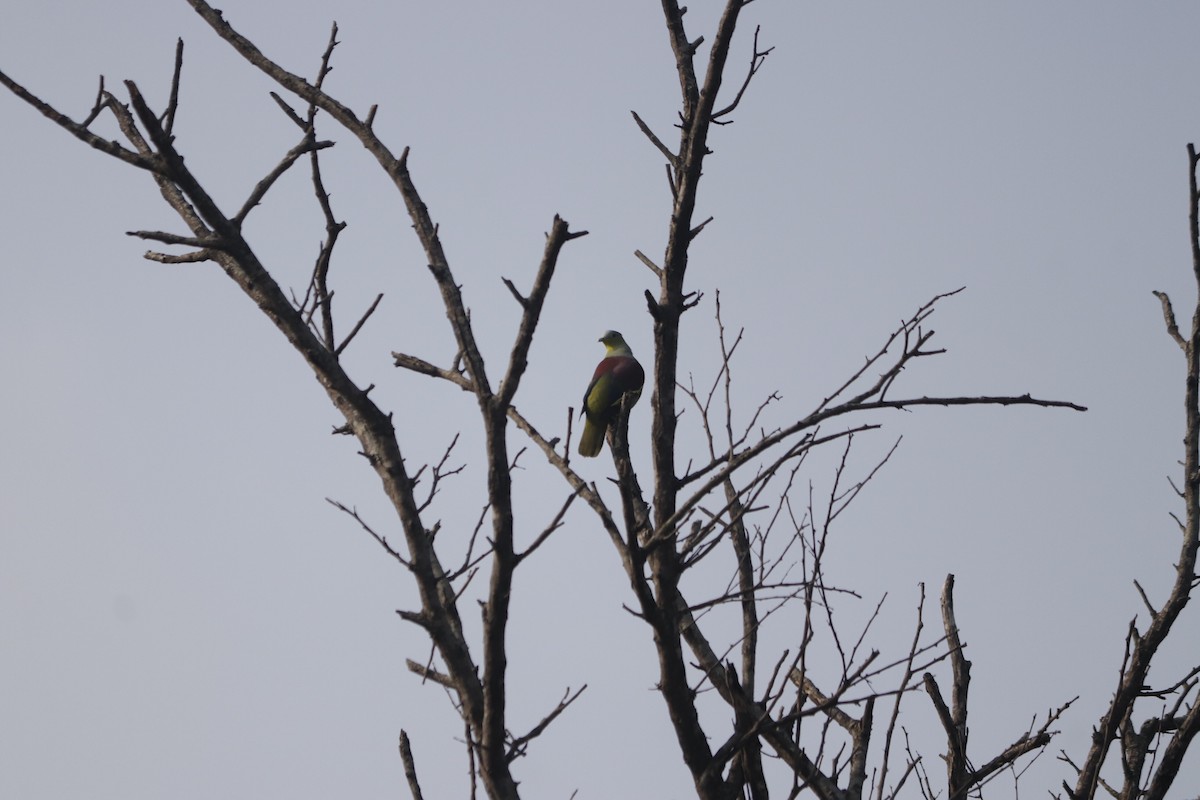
578,330 -> 646,457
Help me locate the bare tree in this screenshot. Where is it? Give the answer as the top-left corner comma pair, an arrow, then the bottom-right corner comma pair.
1049,147 -> 1200,800
3,2 -> 1198,799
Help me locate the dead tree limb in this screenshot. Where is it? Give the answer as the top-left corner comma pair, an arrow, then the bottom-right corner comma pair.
1068,144 -> 1200,800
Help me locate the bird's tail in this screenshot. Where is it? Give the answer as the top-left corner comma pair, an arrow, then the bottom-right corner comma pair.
577,417 -> 605,457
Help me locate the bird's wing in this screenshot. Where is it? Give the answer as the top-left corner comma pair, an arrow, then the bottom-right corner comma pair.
584,356 -> 644,418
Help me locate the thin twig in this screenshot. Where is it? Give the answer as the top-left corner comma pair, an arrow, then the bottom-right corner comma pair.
162,38 -> 185,135
335,292 -> 384,356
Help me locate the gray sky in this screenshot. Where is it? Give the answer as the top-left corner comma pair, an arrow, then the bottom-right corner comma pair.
3,2 -> 1199,798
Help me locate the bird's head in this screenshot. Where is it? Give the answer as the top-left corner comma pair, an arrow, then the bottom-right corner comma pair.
599,330 -> 633,356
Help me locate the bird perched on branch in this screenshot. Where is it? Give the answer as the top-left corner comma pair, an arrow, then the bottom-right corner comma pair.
578,330 -> 645,457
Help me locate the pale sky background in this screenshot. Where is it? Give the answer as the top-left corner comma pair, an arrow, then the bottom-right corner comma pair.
3,2 -> 1200,798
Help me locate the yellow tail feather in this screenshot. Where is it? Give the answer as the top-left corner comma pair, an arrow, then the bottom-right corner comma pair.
578,417 -> 605,457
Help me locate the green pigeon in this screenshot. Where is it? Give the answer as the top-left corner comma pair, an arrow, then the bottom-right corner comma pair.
578,330 -> 645,457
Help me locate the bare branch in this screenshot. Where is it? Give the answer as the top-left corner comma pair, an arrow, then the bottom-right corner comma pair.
143,249 -> 213,264
302,35 -> 346,354
505,685 -> 588,762
327,498 -> 409,566
187,1 -> 496,400
1152,290 -> 1187,351
414,434 -> 465,513
0,68 -> 153,170
126,229 -> 223,249
1134,578 -> 1158,617
162,38 -> 185,136
634,249 -> 664,278
233,137 -> 335,226
711,25 -> 774,122
335,292 -> 384,356
876,585 -> 929,800
498,215 -> 587,408
405,658 -> 456,689
689,215 -> 714,240
969,706 -> 1069,792
516,490 -> 580,564
393,351 -> 474,391
500,277 -> 527,309
631,108 -> 679,167
398,730 -> 427,800
269,90 -> 306,128
80,75 -> 107,128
